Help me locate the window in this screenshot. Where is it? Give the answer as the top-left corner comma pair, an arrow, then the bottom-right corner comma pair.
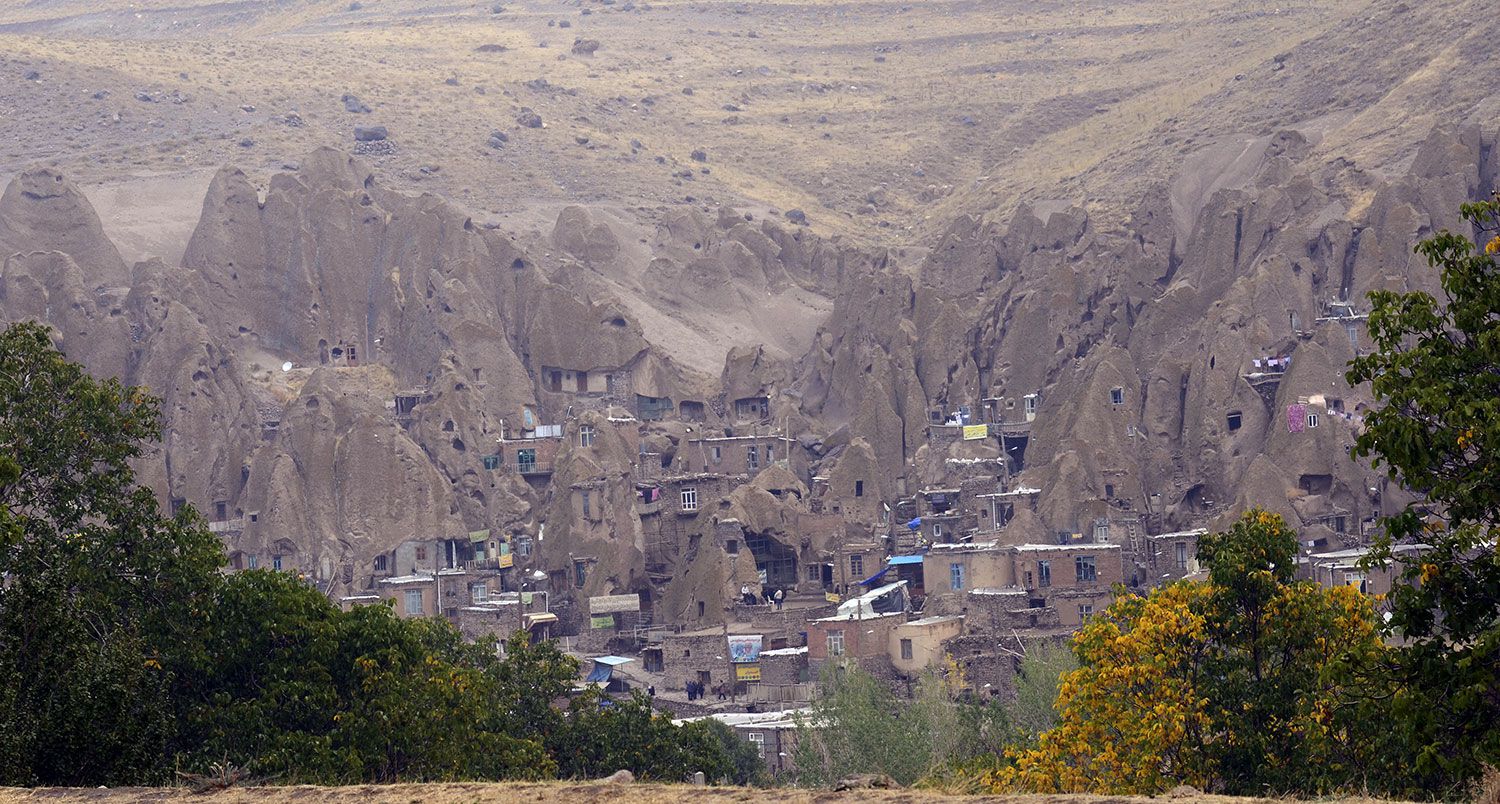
517,448 -> 537,472
214,501 -> 227,519
581,489 -> 591,519
1093,522 -> 1109,543
681,488 -> 699,512
854,480 -> 864,498
850,554 -> 864,577
747,446 -> 759,471
698,601 -> 706,618
748,732 -> 765,758
933,522 -> 944,540
807,565 -> 821,582
579,425 -> 595,447
766,445 -> 774,462
515,534 -> 532,557
900,638 -> 913,661
1175,542 -> 1188,569
415,546 -> 427,562
1024,395 -> 1038,416
709,445 -> 722,463
482,454 -> 500,470
1079,604 -> 1094,620
404,589 -> 423,615
726,539 -> 739,555
1227,410 -> 1242,431
374,555 -> 387,572
827,630 -> 845,656
1076,555 -> 1098,583
1037,560 -> 1051,588
950,562 -> 966,591
247,555 -> 258,570
1307,412 -> 1320,428
1290,311 -> 1301,331
1110,387 -> 1124,405
574,560 -> 588,588
272,554 -> 283,571
1345,571 -> 1368,594
470,582 -> 488,603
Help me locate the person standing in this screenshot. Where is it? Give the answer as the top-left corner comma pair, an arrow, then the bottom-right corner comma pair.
774,588 -> 784,610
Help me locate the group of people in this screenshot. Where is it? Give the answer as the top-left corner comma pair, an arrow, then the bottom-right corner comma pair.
739,585 -> 785,610
684,680 -> 730,701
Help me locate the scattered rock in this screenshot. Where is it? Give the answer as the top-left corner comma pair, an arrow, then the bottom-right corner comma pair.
690,149 -> 707,162
575,135 -> 590,145
681,87 -> 694,95
347,0 -> 362,9
488,130 -> 509,148
353,125 -> 389,142
279,112 -> 304,127
833,774 -> 897,791
353,140 -> 396,156
1168,785 -> 1201,798
342,93 -> 371,113
571,38 -> 601,56
475,43 -> 508,53
444,76 -> 460,86
91,90 -> 109,100
239,104 -> 256,112
238,138 -> 255,148
559,19 -> 572,28
516,107 -> 543,128
785,209 -> 807,225
722,103 -> 741,112
490,3 -> 505,12
23,70 -> 40,81
134,90 -> 157,103
603,769 -> 634,784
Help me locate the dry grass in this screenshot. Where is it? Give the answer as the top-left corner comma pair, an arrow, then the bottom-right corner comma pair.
0,0 -> 1374,247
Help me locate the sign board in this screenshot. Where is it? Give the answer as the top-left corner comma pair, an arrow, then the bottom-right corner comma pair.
962,424 -> 989,441
734,664 -> 761,682
589,594 -> 641,614
498,553 -> 514,569
727,634 -> 763,663
589,614 -> 617,630
824,592 -> 843,603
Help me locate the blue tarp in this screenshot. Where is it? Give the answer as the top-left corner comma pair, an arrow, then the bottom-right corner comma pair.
906,517 -> 922,530
889,554 -> 925,566
857,566 -> 892,586
585,664 -> 613,683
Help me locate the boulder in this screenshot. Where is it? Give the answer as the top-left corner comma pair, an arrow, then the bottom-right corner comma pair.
353,126 -> 388,142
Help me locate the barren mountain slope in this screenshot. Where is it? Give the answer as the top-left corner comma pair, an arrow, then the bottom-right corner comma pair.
0,0 -> 1495,629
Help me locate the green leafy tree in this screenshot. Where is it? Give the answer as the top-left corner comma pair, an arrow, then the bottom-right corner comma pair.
181,571 -> 556,783
549,690 -> 737,782
1347,196 -> 1500,794
793,664 -> 965,787
0,322 -> 223,786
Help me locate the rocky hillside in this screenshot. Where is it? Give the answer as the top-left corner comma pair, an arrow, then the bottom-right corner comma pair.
0,0 -> 1496,615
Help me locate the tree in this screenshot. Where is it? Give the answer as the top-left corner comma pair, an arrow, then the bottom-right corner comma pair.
0,322 -> 223,786
548,690 -> 739,782
793,664 -> 971,787
1000,511 -> 1391,796
181,571 -> 556,783
1346,196 -> 1500,794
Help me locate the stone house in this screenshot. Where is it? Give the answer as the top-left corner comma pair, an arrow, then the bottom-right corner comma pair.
890,615 -> 964,676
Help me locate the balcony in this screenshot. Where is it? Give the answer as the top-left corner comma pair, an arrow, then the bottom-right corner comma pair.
208,518 -> 246,534
501,461 -> 553,476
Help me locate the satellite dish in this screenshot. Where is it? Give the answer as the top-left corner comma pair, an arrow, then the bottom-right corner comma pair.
281,361 -> 293,372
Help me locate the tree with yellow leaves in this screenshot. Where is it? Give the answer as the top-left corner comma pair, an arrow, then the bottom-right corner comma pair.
997,510 -> 1391,796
